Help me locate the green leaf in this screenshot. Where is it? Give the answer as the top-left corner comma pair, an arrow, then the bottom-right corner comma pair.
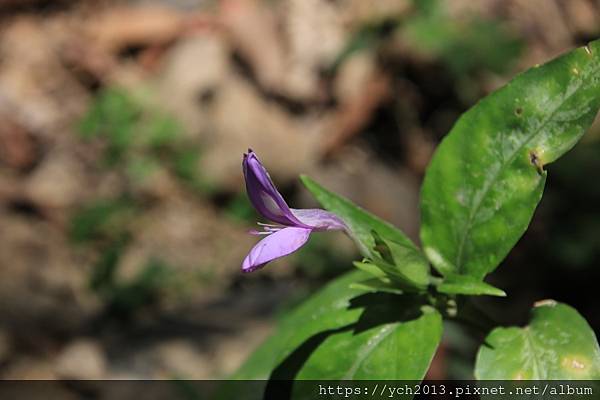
420,40 -> 600,284
300,175 -> 427,272
437,274 -> 506,297
371,231 -> 430,289
301,175 -> 417,254
475,301 -> 600,379
232,271 -> 442,385
353,260 -> 389,280
349,278 -> 404,295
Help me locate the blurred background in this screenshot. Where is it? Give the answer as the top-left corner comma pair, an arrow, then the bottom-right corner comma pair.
0,0 -> 598,382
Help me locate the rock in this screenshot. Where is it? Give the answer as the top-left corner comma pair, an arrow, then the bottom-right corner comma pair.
282,0 -> 345,100
323,54 -> 390,156
201,73 -> 320,188
84,6 -> 186,56
23,148 -> 88,212
0,213 -> 95,336
156,34 -> 324,190
342,0 -> 411,23
210,321 -> 272,376
55,339 -> 107,380
220,0 -> 287,93
0,117 -> 40,172
155,35 -> 230,138
154,339 -> 212,378
116,195 -> 253,297
0,17 -> 89,136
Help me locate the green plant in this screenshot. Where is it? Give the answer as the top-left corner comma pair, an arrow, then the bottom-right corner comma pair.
78,87 -> 211,192
73,87 -> 211,318
233,40 -> 600,392
332,0 -> 522,79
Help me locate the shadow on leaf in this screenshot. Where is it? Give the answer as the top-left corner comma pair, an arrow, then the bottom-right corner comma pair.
264,292 -> 427,399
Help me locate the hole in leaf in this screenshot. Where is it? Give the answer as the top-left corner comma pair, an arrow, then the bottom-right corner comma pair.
529,150 -> 544,175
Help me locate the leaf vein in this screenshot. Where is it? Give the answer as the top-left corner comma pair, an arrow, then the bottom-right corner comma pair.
343,324 -> 395,379
523,328 -> 543,379
454,60 -> 598,271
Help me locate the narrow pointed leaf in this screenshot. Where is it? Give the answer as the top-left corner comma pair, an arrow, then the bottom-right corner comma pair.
420,40 -> 600,283
301,175 -> 419,255
475,302 -> 600,379
349,278 -> 404,295
372,231 -> 430,289
437,274 -> 506,297
353,260 -> 389,280
301,175 -> 430,289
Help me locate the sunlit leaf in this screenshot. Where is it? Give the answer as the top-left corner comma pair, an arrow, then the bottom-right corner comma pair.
420,40 -> 600,288
228,272 -> 442,399
301,176 -> 430,290
475,302 -> 600,379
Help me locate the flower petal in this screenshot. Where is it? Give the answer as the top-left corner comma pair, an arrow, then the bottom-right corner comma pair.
291,208 -> 347,231
242,227 -> 312,272
243,150 -> 305,227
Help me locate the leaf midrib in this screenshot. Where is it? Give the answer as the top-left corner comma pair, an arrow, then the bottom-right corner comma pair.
522,328 -> 543,379
454,57 -> 598,272
343,324 -> 395,379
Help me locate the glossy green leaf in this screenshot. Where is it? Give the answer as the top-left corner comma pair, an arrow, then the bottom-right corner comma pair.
353,259 -> 420,291
301,175 -> 430,289
353,260 -> 389,280
420,40 -> 600,283
437,274 -> 506,297
301,175 -> 418,255
475,301 -> 600,379
349,278 -> 404,295
372,231 -> 430,289
230,271 -> 442,396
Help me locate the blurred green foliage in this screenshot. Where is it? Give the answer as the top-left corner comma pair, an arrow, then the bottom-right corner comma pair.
73,86 -> 357,321
293,235 -> 354,280
70,198 -> 174,319
79,88 -> 140,164
333,0 -> 523,80
403,0 -> 523,76
73,87 -> 214,319
223,192 -> 257,224
88,237 -> 130,293
78,87 -> 211,193
69,198 -> 136,244
104,259 -> 172,318
330,18 -> 398,72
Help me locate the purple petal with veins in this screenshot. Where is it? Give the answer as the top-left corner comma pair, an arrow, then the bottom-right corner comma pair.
290,209 -> 347,231
241,149 -> 347,272
242,227 -> 312,272
243,151 -> 307,227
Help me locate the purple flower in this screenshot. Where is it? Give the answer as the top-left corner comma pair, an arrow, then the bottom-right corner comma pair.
242,150 -> 346,272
